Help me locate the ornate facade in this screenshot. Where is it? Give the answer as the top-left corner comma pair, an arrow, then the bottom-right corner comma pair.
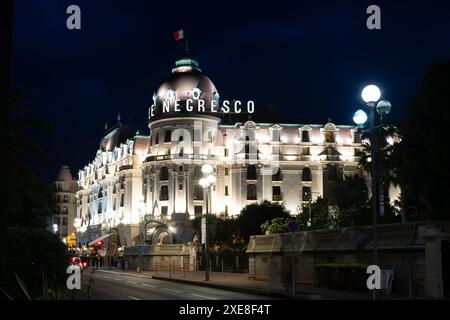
75,55 -> 365,248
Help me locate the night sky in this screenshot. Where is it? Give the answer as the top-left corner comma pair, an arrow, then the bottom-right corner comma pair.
11,0 -> 450,181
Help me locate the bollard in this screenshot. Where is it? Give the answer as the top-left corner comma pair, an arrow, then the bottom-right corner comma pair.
221,259 -> 224,273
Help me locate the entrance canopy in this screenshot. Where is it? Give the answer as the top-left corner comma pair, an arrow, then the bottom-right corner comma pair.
88,233 -> 111,246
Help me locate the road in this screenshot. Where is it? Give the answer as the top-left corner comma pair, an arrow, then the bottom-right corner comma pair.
81,269 -> 277,300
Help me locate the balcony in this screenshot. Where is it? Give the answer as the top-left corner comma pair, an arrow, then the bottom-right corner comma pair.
273,195 -> 282,201
119,164 -> 133,171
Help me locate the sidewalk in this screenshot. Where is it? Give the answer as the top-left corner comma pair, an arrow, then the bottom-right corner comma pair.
96,268 -> 436,300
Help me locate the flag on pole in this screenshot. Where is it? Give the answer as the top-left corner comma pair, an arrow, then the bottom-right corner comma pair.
172,29 -> 184,41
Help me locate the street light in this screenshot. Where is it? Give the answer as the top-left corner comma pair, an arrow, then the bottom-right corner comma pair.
354,85 -> 392,298
353,109 -> 368,128
52,223 -> 58,234
198,163 -> 216,281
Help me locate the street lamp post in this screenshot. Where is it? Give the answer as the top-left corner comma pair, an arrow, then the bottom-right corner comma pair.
354,85 -> 392,299
199,164 -> 216,281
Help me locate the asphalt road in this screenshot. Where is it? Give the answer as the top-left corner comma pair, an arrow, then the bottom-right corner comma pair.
81,270 -> 277,300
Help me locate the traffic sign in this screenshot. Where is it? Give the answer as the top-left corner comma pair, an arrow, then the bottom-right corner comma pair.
137,245 -> 144,252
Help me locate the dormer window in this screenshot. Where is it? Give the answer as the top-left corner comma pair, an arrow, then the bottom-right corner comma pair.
301,130 -> 310,142
166,88 -> 175,101
191,87 -> 202,100
213,91 -> 220,102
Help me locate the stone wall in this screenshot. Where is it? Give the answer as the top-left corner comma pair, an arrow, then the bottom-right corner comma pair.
246,221 -> 450,297
124,242 -> 197,271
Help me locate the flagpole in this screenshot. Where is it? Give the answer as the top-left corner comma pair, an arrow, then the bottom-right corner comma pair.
185,27 -> 189,54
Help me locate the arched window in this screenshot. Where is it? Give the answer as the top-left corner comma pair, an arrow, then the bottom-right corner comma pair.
160,166 -> 169,181
272,167 -> 282,181
302,167 -> 312,181
247,165 -> 257,180
247,184 -> 257,200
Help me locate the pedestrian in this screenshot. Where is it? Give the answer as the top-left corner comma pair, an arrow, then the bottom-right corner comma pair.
124,259 -> 129,271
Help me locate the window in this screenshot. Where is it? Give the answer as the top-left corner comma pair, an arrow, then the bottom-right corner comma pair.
165,148 -> 171,155
63,195 -> 68,203
271,129 -> 280,142
98,188 -> 103,198
113,185 -> 116,194
192,87 -> 202,100
155,132 -> 159,145
62,217 -> 68,226
194,205 -> 203,216
160,186 -> 169,201
160,166 -> 169,181
302,167 -> 312,181
302,130 -> 310,142
62,207 -> 68,214
161,206 -> 168,217
164,130 -> 171,143
179,183 -> 183,191
55,195 -> 61,203
273,186 -> 282,201
224,148 -> 229,157
325,131 -> 334,143
143,181 -> 147,202
302,147 -> 310,155
272,167 -> 282,181
328,165 -> 338,181
179,135 -> 184,142
225,167 -> 229,176
247,184 -> 257,200
178,147 -> 184,157
113,200 -> 116,211
98,202 -> 102,214
120,194 -> 124,207
247,165 -> 257,180
194,185 -> 204,200
178,165 -> 183,172
302,187 -> 312,201
225,186 -> 229,196
193,166 -> 202,180
225,205 -> 228,215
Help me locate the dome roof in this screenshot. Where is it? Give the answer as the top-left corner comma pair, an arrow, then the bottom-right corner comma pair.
150,56 -> 220,121
56,165 -> 74,182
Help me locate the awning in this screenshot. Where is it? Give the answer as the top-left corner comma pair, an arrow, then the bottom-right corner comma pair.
88,233 -> 111,246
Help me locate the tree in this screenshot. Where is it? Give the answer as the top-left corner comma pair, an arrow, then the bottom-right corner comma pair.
396,60 -> 450,221
298,197 -> 333,230
0,90 -> 53,228
327,175 -> 371,227
0,0 -> 14,283
261,217 -> 289,234
236,200 -> 291,241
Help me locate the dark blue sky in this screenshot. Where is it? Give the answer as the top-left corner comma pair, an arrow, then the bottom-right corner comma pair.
11,0 -> 450,181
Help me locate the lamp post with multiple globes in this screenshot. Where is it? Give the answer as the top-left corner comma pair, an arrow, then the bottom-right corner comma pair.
353,85 -> 392,295
198,163 -> 216,281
